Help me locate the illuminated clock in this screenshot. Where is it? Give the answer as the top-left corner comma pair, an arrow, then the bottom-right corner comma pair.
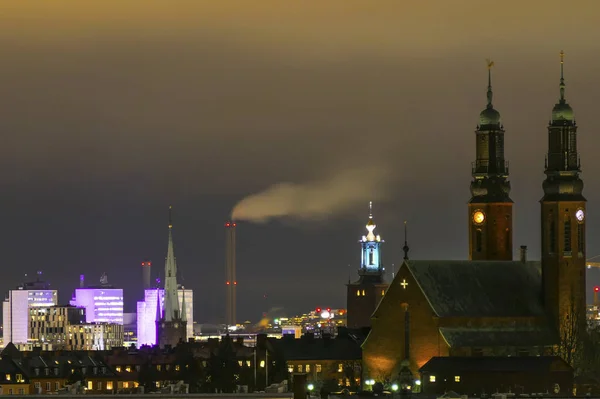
473,210 -> 485,225
576,209 -> 585,222
174,323 -> 179,329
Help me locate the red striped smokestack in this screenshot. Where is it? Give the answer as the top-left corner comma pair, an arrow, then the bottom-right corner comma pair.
225,221 -> 237,328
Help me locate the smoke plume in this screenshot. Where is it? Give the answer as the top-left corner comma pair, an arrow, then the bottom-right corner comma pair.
231,166 -> 390,223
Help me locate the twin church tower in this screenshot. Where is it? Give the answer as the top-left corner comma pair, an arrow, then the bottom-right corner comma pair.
348,52 -> 586,329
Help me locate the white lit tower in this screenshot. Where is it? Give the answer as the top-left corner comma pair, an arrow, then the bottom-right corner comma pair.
225,221 -> 237,328
155,206 -> 186,347
346,202 -> 389,329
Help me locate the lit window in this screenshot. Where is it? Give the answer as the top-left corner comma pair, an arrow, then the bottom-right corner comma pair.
356,290 -> 360,297
260,360 -> 265,368
338,378 -> 344,386
125,366 -> 131,372
381,289 -> 385,296
238,361 -> 243,367
454,376 -> 460,382
306,365 -> 311,372
87,381 -> 93,390
246,361 -> 250,367
362,290 -> 366,296
156,365 -> 161,371
338,364 -> 343,372
106,381 -> 113,390
316,364 -> 322,373
429,375 -> 436,382
288,366 -> 293,373
16,374 -> 23,383
297,365 -> 302,372
123,382 -> 129,388
5,374 -> 10,381
175,365 -> 180,371
115,366 -> 121,372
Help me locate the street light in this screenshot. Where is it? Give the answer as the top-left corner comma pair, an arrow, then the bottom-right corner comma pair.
391,384 -> 399,392
307,384 -> 314,391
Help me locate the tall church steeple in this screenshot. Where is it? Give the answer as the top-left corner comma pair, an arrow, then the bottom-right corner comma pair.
163,205 -> 180,321
468,60 -> 513,260
360,201 -> 384,275
346,202 -> 388,329
156,206 -> 186,348
541,51 -> 586,331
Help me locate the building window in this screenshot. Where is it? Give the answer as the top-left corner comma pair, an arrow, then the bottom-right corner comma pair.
4,374 -> 9,381
126,366 -> 132,372
55,382 -> 59,391
578,223 -> 585,254
297,365 -> 302,372
46,382 -> 51,391
454,376 -> 460,382
34,382 -> 40,389
362,290 -> 366,296
475,229 -> 482,252
115,366 -> 121,372
16,374 -> 23,382
338,363 -> 343,373
260,360 -> 265,368
106,381 -> 113,390
429,375 -> 436,382
87,381 -> 93,390
98,382 -> 102,390
175,365 -> 181,371
369,248 -> 374,265
564,217 -> 572,253
381,289 -> 385,296
316,364 -> 322,373
123,382 -> 129,388
306,364 -> 311,372
356,290 -> 360,296
18,388 -> 24,395
238,361 -> 243,367
156,365 -> 161,371
288,366 -> 293,373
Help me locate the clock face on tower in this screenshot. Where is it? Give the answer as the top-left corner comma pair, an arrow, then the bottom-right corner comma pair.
473,210 -> 485,225
576,209 -> 585,222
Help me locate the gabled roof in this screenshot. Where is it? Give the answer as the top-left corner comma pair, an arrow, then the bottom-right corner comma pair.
419,356 -> 572,373
401,260 -> 545,317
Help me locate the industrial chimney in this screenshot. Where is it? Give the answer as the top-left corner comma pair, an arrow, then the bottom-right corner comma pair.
142,259 -> 152,291
225,221 -> 237,328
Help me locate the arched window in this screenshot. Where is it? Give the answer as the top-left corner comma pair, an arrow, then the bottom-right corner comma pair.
564,217 -> 572,253
362,290 -> 366,296
356,289 -> 360,297
549,219 -> 556,253
578,223 -> 585,254
475,229 -> 483,253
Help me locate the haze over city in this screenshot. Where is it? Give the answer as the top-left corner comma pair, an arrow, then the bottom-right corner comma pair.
2,0 -> 600,323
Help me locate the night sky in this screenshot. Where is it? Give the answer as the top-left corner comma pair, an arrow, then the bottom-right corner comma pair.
2,1 -> 600,324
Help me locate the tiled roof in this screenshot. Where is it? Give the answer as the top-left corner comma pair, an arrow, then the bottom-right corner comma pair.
439,326 -> 558,347
419,356 -> 571,373
405,260 -> 545,317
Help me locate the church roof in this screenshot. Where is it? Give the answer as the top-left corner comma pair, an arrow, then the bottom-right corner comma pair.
419,356 -> 571,374
439,326 -> 558,348
404,260 -> 545,317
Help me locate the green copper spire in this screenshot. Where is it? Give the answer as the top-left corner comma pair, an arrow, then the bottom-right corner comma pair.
552,50 -> 574,122
479,59 -> 500,126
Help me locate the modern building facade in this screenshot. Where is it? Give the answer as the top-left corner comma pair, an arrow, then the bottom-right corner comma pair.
2,276 -> 57,345
70,281 -> 124,325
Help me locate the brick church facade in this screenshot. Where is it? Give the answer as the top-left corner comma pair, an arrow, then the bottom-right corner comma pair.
359,54 -> 586,389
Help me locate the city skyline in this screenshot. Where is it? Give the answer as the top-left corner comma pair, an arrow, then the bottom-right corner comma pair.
2,1 -> 600,323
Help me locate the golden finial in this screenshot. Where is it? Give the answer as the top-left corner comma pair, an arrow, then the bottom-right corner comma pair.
486,59 -> 494,69
560,50 -> 564,64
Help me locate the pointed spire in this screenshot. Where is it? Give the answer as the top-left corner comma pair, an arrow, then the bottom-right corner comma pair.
559,50 -> 565,102
163,205 -> 180,322
486,59 -> 494,108
369,201 -> 373,219
403,221 -> 410,261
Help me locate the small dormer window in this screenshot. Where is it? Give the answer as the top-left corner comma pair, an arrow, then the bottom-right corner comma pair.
45,368 -> 49,376
93,367 -> 98,375
54,368 -> 58,376
34,368 -> 40,376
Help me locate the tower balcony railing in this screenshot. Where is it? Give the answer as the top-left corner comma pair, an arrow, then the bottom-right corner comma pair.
472,160 -> 509,176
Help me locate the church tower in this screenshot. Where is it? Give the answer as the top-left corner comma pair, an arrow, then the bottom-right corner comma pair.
346,202 -> 388,329
156,206 -> 187,347
541,51 -> 586,329
468,60 -> 513,260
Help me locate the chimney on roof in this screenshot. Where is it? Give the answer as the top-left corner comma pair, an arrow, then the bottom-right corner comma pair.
520,245 -> 527,263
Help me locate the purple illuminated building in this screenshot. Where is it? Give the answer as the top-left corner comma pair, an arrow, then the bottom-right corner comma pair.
70,273 -> 124,325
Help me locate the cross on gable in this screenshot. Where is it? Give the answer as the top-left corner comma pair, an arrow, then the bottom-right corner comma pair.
400,279 -> 408,289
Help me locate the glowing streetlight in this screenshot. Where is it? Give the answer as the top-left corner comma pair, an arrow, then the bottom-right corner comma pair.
307,384 -> 314,391
391,384 -> 399,391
